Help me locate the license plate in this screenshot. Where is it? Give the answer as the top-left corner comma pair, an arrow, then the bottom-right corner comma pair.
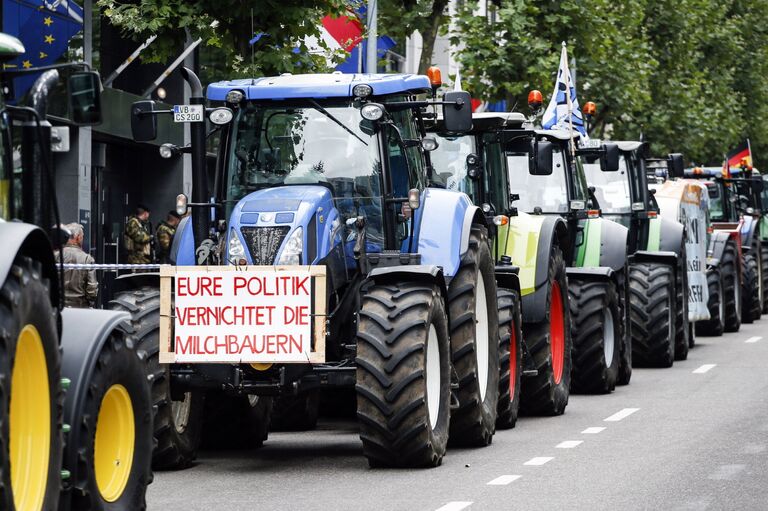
173,104 -> 204,123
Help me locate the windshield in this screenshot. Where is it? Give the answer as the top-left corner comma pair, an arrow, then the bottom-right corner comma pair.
431,134 -> 478,198
581,154 -> 632,214
506,142 -> 569,213
227,102 -> 382,207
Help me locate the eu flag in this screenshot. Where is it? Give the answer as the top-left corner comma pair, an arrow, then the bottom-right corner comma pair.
2,0 -> 83,101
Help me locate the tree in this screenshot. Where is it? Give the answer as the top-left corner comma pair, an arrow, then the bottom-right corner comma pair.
379,0 -> 450,74
97,0 -> 350,77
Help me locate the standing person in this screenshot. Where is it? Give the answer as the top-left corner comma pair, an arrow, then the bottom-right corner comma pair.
125,204 -> 153,264
56,223 -> 98,308
156,210 -> 181,263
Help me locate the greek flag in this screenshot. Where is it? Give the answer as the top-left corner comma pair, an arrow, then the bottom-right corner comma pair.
541,42 -> 587,138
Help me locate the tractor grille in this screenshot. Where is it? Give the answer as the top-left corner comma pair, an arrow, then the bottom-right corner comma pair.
240,226 -> 290,265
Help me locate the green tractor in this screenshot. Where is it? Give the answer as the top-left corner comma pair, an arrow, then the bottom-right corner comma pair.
581,141 -> 695,365
0,34 -> 153,510
431,110 -> 629,401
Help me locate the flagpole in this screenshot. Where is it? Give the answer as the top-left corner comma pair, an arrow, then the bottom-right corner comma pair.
366,0 -> 378,73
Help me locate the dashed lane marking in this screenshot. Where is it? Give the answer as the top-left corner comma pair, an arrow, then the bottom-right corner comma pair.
745,336 -> 762,343
487,475 -> 521,486
604,408 -> 640,422
435,502 -> 473,511
707,464 -> 746,480
556,440 -> 583,448
692,364 -> 716,374
582,427 -> 606,434
524,457 -> 554,466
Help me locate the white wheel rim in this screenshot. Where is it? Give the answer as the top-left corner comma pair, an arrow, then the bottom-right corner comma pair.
426,325 -> 441,430
668,302 -> 674,342
172,392 -> 192,434
603,308 -> 615,366
734,273 -> 741,316
718,279 -> 725,321
475,271 -> 490,402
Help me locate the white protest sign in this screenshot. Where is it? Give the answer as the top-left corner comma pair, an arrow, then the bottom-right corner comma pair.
160,266 -> 326,364
656,180 -> 711,321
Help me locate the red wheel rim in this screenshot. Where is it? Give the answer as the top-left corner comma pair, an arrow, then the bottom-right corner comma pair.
550,281 -> 565,384
509,323 -> 517,397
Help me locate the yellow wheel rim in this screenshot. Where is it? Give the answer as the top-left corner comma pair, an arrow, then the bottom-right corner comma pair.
94,384 -> 135,503
10,324 -> 51,511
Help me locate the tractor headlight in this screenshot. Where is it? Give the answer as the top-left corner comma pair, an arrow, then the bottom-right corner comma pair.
277,227 -> 303,265
228,228 -> 246,263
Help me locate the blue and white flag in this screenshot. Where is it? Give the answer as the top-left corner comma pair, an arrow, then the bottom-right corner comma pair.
541,42 -> 587,139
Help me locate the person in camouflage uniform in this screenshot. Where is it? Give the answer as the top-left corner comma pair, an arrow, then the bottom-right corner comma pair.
124,204 -> 153,264
156,210 -> 181,263
56,223 -> 98,308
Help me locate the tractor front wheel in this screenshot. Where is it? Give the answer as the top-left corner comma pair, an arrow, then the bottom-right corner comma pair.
721,240 -> 741,332
674,245 -> 690,361
741,248 -> 761,323
629,262 -> 676,367
496,288 -> 522,430
356,282 -> 451,468
695,267 -> 725,336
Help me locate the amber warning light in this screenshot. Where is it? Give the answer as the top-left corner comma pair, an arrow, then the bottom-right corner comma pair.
427,66 -> 442,87
528,90 -> 543,111
583,101 -> 596,117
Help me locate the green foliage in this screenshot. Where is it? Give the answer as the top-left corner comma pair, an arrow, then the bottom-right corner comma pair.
451,0 -> 768,164
97,0 -> 349,77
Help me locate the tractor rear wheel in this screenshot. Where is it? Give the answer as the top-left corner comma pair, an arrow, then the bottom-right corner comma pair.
496,288 -> 522,430
520,246 -> 571,416
616,269 -> 632,386
70,328 -> 153,511
629,262 -> 676,367
741,248 -> 761,323
674,245 -> 690,361
570,279 -> 620,394
271,390 -> 319,432
721,240 -> 741,332
447,226 -> 500,446
761,243 -> 768,314
356,282 -> 451,468
695,267 -> 725,336
109,287 -> 204,470
0,256 -> 62,511
201,393 -> 272,449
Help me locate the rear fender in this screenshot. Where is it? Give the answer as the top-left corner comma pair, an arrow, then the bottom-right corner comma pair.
366,265 -> 449,323
494,265 -> 521,296
415,188 -> 484,278
597,218 -> 629,272
59,308 -> 131,499
658,217 -> 685,255
740,215 -> 756,250
0,222 -> 59,308
170,215 -> 195,265
566,266 -> 615,282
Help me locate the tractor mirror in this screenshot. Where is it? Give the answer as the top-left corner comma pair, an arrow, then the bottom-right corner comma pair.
667,153 -> 685,178
466,153 -> 482,180
601,142 -> 620,172
131,100 -> 158,142
529,139 -> 554,175
68,71 -> 102,126
442,91 -> 472,133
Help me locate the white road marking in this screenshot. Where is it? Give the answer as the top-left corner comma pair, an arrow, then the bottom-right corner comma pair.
435,502 -> 473,511
556,440 -> 583,448
487,475 -> 521,486
692,364 -> 716,374
745,336 -> 762,343
604,408 -> 640,422
707,464 -> 746,480
582,427 -> 606,434
524,457 -> 554,466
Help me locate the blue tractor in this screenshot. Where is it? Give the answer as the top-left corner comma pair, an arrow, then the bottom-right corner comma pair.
112,70 -> 509,468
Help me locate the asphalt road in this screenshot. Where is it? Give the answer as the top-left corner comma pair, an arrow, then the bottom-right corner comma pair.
147,320 -> 768,511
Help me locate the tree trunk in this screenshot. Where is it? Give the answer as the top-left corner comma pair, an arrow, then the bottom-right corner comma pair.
417,0 -> 449,75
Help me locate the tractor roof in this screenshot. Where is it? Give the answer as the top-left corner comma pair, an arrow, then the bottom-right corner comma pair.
614,141 -> 643,152
0,33 -> 24,62
431,112 -> 526,135
207,73 -> 431,101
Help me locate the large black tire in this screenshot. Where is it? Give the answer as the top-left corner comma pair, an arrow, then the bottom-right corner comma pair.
569,279 -> 621,394
201,393 -> 272,449
674,245 -> 690,361
270,390 -> 319,431
109,287 -> 204,470
695,267 -> 725,336
495,288 -> 522,430
356,282 -> 451,468
741,247 -> 761,323
520,246 -> 571,416
69,328 -> 154,511
760,242 -> 768,314
0,256 -> 62,511
616,269 -> 632,386
447,226 -> 500,446
629,262 -> 676,368
721,239 -> 741,332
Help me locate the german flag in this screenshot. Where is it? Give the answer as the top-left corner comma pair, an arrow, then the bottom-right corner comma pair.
727,140 -> 752,169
